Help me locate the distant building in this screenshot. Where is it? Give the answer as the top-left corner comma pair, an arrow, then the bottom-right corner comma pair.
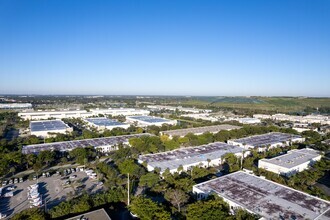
237,117 -> 261,124
254,113 -> 330,125
22,133 -> 151,154
292,123 -> 318,133
19,110 -> 95,120
65,208 -> 111,220
227,132 -> 305,152
138,142 -> 248,174
126,115 -> 177,127
258,148 -> 322,177
84,117 -> 130,131
180,113 -> 219,122
90,108 -> 150,116
253,114 -> 272,120
161,124 -> 241,138
147,105 -> 212,113
193,171 -> 330,219
0,103 -> 32,109
30,120 -> 72,137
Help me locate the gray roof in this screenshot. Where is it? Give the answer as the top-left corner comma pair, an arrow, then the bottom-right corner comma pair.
259,148 -> 321,169
128,115 -> 171,123
139,142 -> 244,172
30,120 -> 68,132
65,208 -> 111,220
162,124 -> 241,137
85,117 -> 126,126
194,171 -> 330,219
229,132 -> 302,148
22,133 -> 151,154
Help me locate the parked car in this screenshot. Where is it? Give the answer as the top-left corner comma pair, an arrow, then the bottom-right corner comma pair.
71,168 -> 75,173
19,177 -> 23,183
9,179 -> 13,184
14,178 -> 18,184
7,186 -> 16,190
69,175 -> 77,179
2,181 -> 8,186
32,176 -> 37,181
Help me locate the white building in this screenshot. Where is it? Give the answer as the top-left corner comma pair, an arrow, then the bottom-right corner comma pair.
90,108 -> 150,116
19,110 -> 95,120
126,115 -> 177,127
193,171 -> 330,219
271,114 -> 330,125
161,124 -> 241,138
258,148 -> 322,177
227,132 -> 305,152
237,117 -> 261,124
138,142 -> 248,174
22,133 -> 151,154
84,117 -> 130,131
253,114 -> 272,120
0,103 -> 32,109
147,105 -> 212,113
181,113 -> 219,122
30,120 -> 73,137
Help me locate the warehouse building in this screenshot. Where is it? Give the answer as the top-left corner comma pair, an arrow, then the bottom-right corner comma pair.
126,115 -> 177,127
147,105 -> 212,113
227,132 -> 305,152
138,142 -> 248,174
19,110 -> 95,120
22,133 -> 151,154
30,120 -> 72,137
65,208 -> 111,220
193,171 -> 330,219
90,108 -> 150,116
84,117 -> 130,131
0,103 -> 32,109
237,117 -> 261,124
258,148 -> 322,177
181,113 -> 219,122
161,124 -> 241,138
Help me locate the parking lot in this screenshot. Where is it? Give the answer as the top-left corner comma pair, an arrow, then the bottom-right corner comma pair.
0,168 -> 104,218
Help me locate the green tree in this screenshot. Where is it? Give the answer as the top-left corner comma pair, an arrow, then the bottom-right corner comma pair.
186,197 -> 230,220
139,172 -> 160,188
129,196 -> 171,220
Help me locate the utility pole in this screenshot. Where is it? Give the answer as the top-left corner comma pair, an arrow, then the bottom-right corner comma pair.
127,173 -> 130,206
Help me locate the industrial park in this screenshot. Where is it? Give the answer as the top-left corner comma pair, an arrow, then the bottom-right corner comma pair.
1,0 -> 330,219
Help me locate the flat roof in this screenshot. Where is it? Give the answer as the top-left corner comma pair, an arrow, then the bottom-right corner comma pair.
162,124 -> 241,137
30,120 -> 68,132
259,148 -> 321,169
85,117 -> 126,127
194,171 -> 330,219
127,115 -> 172,123
19,110 -> 87,114
22,133 -> 151,154
139,142 -> 244,172
229,132 -> 302,148
65,208 -> 111,220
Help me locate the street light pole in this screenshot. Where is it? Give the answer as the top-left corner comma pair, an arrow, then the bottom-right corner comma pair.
127,173 -> 130,206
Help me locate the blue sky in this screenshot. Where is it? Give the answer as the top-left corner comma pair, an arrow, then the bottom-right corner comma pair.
0,0 -> 329,96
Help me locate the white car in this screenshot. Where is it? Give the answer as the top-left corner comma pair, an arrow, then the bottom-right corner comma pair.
69,175 -> 77,179
7,186 -> 16,191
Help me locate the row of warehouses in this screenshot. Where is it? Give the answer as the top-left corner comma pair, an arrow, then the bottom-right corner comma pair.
21,108 -> 177,137
21,121 -> 327,219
